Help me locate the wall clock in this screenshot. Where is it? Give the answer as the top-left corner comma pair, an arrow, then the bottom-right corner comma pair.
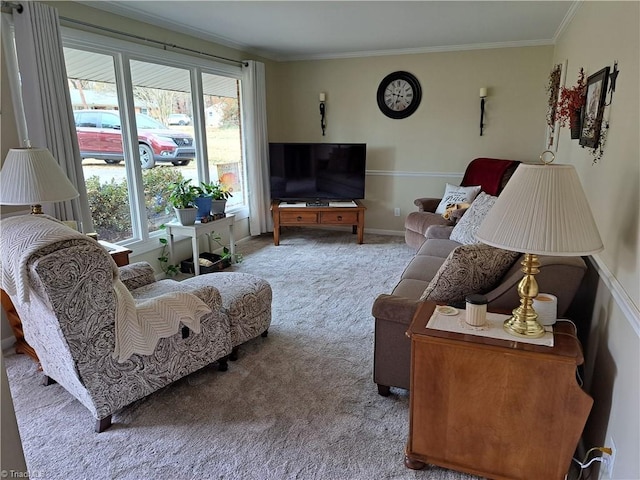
376,71 -> 422,119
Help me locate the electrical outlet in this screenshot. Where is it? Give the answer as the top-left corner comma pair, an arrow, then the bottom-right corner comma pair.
602,439 -> 616,479
394,208 -> 401,216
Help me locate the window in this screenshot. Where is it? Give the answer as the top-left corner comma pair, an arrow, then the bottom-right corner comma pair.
62,30 -> 247,248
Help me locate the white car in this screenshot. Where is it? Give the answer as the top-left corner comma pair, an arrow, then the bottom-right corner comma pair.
167,113 -> 192,125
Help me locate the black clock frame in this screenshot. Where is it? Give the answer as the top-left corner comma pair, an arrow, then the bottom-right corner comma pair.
376,71 -> 422,119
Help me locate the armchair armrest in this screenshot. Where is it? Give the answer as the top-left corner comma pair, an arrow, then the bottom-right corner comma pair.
119,262 -> 156,291
425,225 -> 455,240
413,197 -> 441,213
372,294 -> 422,327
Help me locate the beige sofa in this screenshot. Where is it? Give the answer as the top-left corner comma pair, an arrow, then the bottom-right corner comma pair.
372,224 -> 587,396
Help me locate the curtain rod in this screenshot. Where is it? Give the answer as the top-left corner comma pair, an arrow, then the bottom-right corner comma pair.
1,1 -> 23,13
59,16 -> 248,67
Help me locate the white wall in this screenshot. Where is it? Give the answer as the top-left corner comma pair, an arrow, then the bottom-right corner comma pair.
552,2 -> 639,479
268,46 -> 554,232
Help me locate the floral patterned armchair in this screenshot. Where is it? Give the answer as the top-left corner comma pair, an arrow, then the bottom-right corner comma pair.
1,215 -> 233,432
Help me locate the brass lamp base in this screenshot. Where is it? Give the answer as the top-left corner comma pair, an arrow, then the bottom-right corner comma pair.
504,314 -> 545,338
503,253 -> 545,339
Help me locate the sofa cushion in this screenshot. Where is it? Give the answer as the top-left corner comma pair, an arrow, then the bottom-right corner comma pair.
419,243 -> 521,304
449,192 -> 497,245
392,278 -> 432,300
417,238 -> 461,259
400,253 -> 446,283
435,183 -> 482,214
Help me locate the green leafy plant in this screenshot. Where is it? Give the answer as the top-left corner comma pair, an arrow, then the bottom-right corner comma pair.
206,232 -> 244,264
85,175 -> 131,242
157,226 -> 180,277
168,179 -> 198,209
198,180 -> 233,200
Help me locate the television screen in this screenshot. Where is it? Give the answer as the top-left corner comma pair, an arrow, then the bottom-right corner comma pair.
268,143 -> 366,201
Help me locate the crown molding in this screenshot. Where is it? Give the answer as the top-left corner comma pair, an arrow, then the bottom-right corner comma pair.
279,39 -> 554,62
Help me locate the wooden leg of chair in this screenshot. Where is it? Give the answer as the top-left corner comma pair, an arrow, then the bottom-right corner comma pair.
377,384 -> 391,397
229,347 -> 239,361
218,356 -> 229,372
95,415 -> 112,433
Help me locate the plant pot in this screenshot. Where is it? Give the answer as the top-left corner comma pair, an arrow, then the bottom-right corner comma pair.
174,207 -> 197,226
194,196 -> 212,220
570,108 -> 582,140
211,199 -> 227,215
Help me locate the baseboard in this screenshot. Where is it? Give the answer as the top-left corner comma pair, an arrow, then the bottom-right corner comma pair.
364,228 -> 404,237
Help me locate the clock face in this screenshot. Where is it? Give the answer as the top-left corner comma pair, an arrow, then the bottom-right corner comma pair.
377,71 -> 422,119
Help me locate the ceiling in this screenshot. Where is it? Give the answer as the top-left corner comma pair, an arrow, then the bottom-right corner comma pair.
82,1 -> 577,62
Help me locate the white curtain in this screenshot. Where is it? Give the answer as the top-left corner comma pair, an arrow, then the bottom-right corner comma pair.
241,60 -> 272,235
13,2 -> 93,231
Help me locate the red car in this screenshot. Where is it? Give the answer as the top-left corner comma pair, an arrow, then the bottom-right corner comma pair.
74,110 -> 195,169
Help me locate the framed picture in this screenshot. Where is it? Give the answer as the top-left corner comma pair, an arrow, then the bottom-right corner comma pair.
580,67 -> 610,148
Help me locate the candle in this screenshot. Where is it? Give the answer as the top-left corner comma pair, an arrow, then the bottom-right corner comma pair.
319,92 -> 326,102
479,87 -> 487,98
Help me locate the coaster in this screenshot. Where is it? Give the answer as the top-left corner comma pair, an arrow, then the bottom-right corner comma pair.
458,317 -> 490,331
436,306 -> 459,316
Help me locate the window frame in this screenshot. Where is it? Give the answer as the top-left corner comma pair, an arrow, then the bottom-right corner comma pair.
61,27 -> 249,255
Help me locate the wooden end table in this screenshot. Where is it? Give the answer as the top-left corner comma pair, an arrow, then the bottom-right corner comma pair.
404,302 -> 593,480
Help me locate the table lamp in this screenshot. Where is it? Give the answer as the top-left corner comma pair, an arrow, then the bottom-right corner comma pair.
0,147 -> 79,214
476,151 -> 603,338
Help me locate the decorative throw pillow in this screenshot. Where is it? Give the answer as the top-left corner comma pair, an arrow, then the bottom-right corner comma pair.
449,192 -> 497,245
419,243 -> 521,304
435,183 -> 482,214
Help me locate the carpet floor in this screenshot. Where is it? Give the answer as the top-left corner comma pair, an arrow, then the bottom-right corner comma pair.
5,228 -> 482,480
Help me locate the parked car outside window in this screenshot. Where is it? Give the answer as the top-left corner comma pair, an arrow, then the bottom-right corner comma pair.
73,110 -> 195,169
167,113 -> 192,126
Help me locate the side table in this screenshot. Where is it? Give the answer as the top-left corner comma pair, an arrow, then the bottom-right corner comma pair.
1,290 -> 38,362
98,240 -> 132,267
405,302 -> 593,480
164,214 -> 235,276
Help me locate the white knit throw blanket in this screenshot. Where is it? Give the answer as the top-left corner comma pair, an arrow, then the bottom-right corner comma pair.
0,215 -> 85,304
1,215 -> 211,362
112,280 -> 209,362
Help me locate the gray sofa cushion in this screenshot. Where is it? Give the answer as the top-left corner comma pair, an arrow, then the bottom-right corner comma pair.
417,238 -> 461,258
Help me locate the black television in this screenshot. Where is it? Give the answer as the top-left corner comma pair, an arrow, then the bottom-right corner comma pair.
268,142 -> 366,202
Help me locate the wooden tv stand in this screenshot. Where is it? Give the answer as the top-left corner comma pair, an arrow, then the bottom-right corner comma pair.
271,200 -> 366,246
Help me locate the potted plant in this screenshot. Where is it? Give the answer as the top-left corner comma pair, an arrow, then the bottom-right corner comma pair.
168,179 -> 198,225
554,68 -> 587,139
199,180 -> 232,214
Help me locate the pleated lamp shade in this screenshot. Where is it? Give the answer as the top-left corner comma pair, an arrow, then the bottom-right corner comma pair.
0,148 -> 79,207
476,163 -> 603,256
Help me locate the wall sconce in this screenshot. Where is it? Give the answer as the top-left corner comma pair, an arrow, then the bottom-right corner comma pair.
479,87 -> 487,136
319,92 -> 326,136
